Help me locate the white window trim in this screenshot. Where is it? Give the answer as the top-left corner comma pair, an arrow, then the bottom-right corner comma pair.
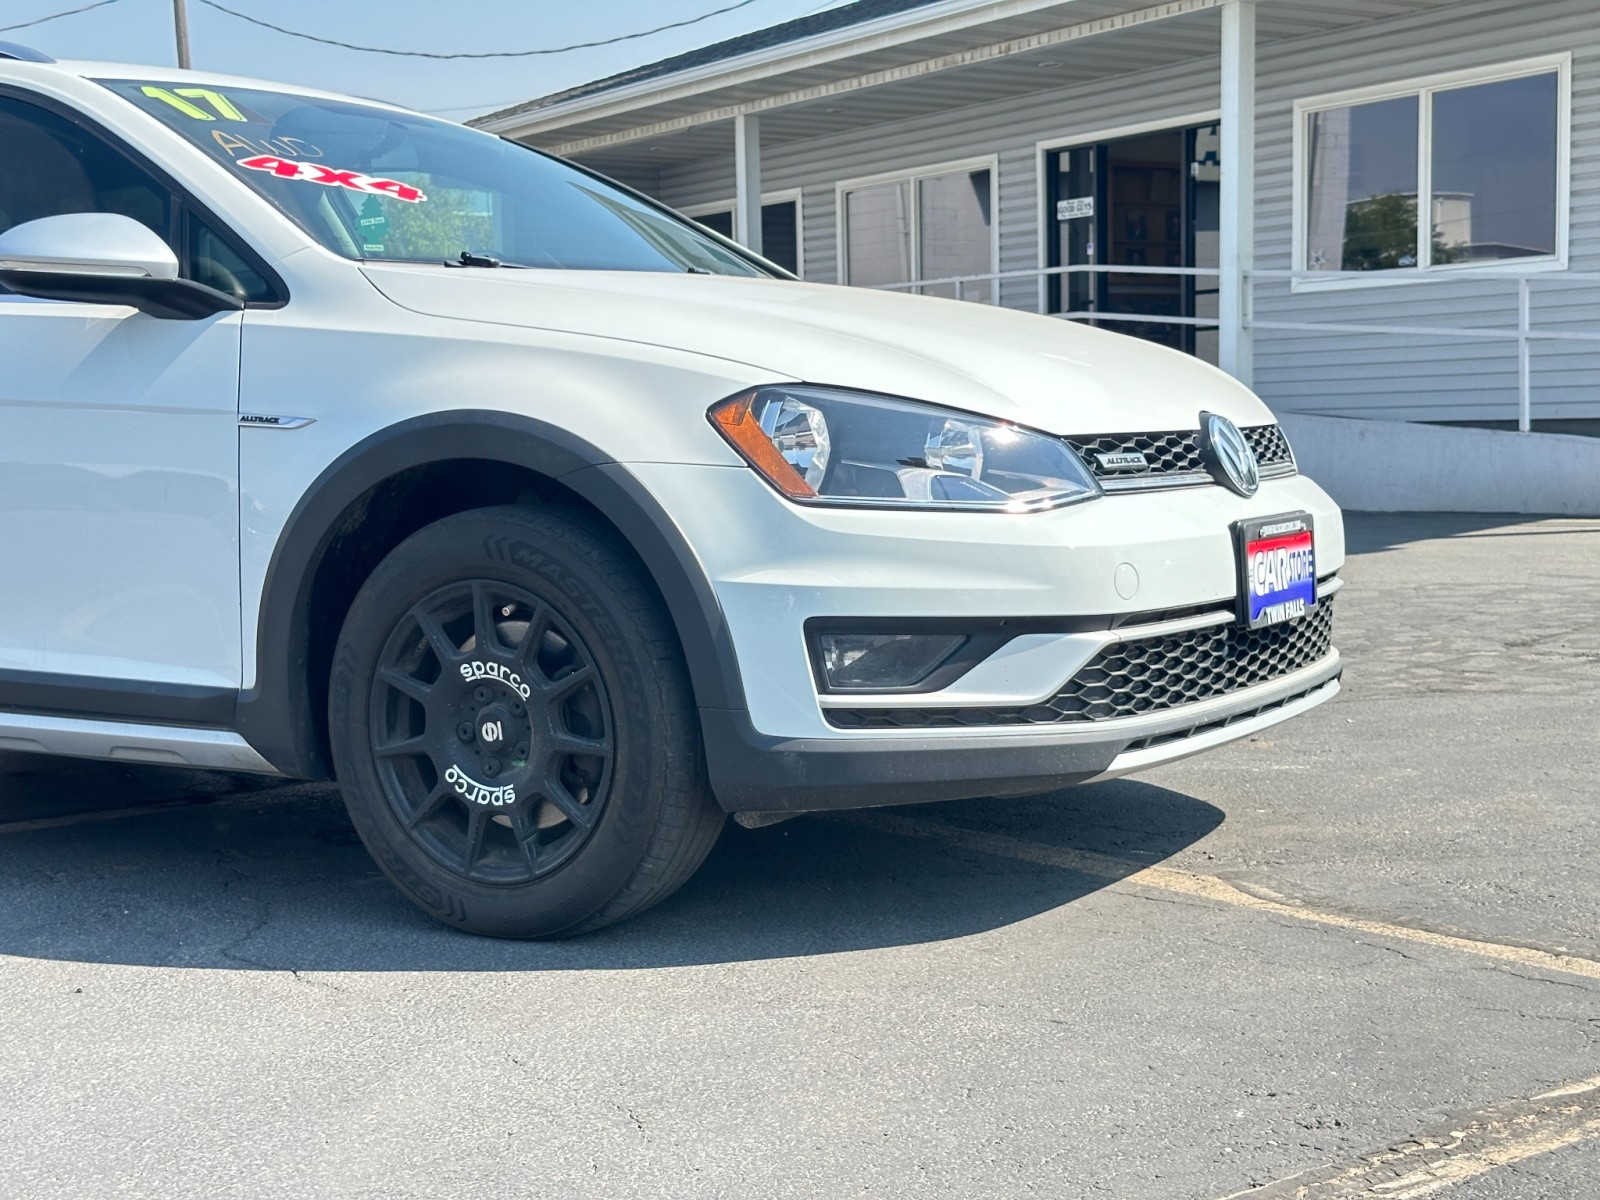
1033,111 -> 1222,313
835,155 -> 999,297
1290,53 -> 1571,294
680,189 -> 806,278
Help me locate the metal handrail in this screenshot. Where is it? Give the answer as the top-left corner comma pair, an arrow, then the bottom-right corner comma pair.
871,263 -> 1220,290
1248,267 -> 1600,283
872,264 -> 1222,327
868,262 -> 1599,432
1246,268 -> 1600,432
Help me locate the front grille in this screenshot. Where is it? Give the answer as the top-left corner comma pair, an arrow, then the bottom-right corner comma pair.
1067,423 -> 1295,486
1242,423 -> 1295,473
826,598 -> 1335,730
1067,431 -> 1206,477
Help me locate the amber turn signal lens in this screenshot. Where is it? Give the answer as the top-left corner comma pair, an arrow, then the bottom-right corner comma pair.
709,393 -> 818,500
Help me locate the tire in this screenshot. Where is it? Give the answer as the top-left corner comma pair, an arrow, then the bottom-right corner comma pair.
328,504 -> 724,938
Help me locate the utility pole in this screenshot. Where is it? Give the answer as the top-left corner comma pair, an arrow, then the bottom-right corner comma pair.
173,0 -> 192,69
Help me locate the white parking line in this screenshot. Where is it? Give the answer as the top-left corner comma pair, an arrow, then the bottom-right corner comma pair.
841,812 -> 1600,983
1373,1120 -> 1600,1197
1221,1076 -> 1600,1198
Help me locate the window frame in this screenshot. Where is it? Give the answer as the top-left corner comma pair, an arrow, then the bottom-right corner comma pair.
1290,54 -> 1571,293
0,83 -> 289,307
680,188 -> 805,278
835,155 -> 999,297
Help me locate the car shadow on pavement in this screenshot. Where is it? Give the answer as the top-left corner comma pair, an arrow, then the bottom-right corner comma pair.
0,755 -> 1221,972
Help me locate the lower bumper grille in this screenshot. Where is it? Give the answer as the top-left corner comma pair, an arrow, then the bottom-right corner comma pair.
1118,672 -> 1340,755
826,598 -> 1336,730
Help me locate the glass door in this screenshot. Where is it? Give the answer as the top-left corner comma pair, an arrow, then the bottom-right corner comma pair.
1045,123 -> 1220,363
1187,123 -> 1220,365
1045,144 -> 1099,319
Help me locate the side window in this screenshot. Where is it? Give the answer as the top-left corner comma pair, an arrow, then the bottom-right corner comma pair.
0,97 -> 170,241
0,95 -> 272,302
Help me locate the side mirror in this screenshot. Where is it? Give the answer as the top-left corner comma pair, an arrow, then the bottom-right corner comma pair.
0,212 -> 245,319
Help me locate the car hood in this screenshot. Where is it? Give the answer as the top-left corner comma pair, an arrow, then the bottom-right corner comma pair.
362,266 -> 1270,436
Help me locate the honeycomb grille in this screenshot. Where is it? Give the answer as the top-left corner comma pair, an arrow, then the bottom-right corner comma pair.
826,598 -> 1335,730
1067,423 -> 1295,483
1066,430 -> 1206,477
1242,424 -> 1296,475
1119,672 -> 1339,754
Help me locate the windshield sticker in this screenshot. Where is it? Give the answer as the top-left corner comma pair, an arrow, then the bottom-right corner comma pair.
356,196 -> 388,252
212,129 -> 323,160
140,85 -> 246,121
236,155 -> 427,203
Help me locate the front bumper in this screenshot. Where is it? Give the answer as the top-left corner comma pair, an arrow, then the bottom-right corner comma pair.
703,652 -> 1341,811
625,461 -> 1346,812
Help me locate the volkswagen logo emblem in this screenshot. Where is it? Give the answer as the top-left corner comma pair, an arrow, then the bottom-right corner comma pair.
1197,411 -> 1260,498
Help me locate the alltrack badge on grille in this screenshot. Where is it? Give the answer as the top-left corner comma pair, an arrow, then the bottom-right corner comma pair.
1094,450 -> 1150,472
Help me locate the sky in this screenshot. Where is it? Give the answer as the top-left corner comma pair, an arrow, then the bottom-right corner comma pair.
5,0 -> 857,118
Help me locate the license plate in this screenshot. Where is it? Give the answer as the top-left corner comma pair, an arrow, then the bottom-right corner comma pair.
1234,512 -> 1317,629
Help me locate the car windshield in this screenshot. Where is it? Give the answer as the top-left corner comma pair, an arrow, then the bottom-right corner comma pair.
97,80 -> 771,277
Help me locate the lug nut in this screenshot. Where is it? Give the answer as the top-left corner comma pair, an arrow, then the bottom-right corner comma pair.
511,702 -> 524,716
474,687 -> 492,704
512,742 -> 529,760
457,721 -> 475,742
483,757 -> 501,778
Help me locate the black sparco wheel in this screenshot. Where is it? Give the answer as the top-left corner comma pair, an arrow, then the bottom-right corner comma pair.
329,505 -> 723,938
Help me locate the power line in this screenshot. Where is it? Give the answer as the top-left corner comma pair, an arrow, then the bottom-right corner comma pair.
431,98 -> 530,116
432,0 -> 864,116
192,0 -> 773,60
0,0 -> 122,35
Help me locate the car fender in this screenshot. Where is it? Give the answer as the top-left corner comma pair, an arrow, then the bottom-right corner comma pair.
233,410 -> 745,779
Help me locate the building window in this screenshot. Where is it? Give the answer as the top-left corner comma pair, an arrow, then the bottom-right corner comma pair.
1300,60 -> 1565,277
686,196 -> 802,276
840,161 -> 995,301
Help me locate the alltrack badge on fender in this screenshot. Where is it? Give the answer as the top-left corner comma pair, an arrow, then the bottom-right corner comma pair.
239,414 -> 316,429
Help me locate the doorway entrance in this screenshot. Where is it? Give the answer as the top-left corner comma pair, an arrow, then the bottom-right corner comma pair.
1044,123 -> 1220,362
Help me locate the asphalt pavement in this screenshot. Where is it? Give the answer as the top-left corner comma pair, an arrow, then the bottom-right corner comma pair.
1,512 -> 1596,1199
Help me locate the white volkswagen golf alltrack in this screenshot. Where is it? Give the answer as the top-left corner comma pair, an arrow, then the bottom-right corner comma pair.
0,46 -> 1343,937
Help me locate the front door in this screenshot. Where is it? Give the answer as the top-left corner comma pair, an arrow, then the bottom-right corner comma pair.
1045,123 -> 1220,363
0,94 -> 243,692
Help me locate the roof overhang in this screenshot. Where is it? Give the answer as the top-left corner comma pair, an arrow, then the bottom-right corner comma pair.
477,0 -> 1465,177
475,0 -> 1159,136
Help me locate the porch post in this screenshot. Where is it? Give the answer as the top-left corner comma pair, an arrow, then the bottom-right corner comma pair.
1219,0 -> 1256,386
734,112 -> 764,255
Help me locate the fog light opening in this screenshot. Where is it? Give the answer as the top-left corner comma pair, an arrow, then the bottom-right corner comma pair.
814,632 -> 968,692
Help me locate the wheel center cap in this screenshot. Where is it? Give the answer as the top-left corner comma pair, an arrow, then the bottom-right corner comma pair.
475,704 -> 513,752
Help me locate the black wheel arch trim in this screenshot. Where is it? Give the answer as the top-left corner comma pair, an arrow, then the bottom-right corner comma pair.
233,409 -> 746,779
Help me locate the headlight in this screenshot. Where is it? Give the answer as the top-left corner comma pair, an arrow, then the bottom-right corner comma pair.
709,385 -> 1100,511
